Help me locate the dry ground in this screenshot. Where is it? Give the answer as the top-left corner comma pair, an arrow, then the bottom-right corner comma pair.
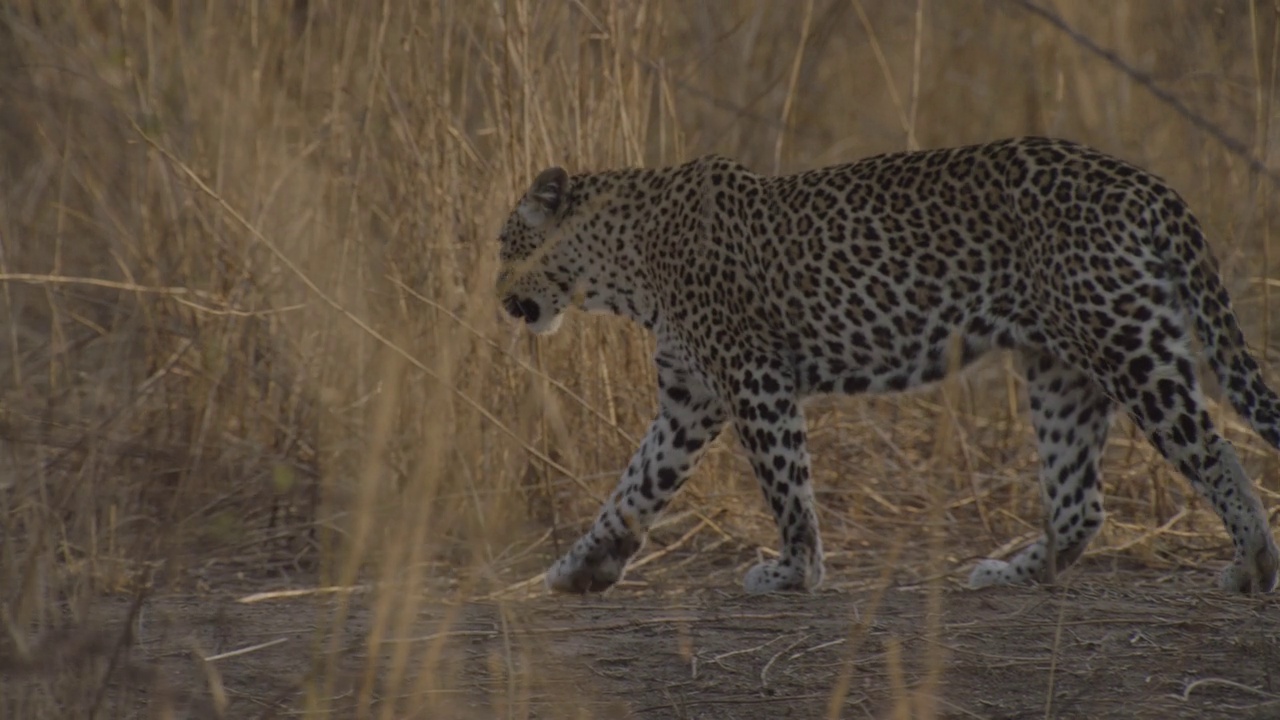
16,558 -> 1280,719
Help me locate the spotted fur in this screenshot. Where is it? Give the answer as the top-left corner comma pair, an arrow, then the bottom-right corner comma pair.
496,137 -> 1280,595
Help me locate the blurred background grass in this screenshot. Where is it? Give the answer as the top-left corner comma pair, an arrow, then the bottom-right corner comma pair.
1,0 -> 1278,716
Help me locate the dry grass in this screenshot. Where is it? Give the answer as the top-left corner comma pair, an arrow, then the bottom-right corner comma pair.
1,1 -> 1279,717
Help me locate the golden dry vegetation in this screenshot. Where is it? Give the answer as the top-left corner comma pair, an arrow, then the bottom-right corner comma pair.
2,1 -> 1280,718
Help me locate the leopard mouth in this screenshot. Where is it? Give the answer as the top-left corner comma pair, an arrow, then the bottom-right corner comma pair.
502,295 -> 542,325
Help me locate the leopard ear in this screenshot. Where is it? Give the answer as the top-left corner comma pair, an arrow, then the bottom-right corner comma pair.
517,167 -> 569,228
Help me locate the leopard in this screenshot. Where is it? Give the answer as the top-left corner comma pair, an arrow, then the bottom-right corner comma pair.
495,137 -> 1280,596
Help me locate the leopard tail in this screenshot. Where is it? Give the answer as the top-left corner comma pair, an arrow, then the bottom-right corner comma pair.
1176,216 -> 1280,451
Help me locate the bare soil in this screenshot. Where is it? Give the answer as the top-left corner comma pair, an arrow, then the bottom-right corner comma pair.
36,561 -> 1280,720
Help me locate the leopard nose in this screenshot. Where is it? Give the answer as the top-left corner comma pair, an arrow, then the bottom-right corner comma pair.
503,296 -> 541,324
517,299 -> 541,323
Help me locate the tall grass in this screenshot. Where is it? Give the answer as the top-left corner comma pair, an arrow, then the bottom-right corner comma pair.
1,0 -> 1277,716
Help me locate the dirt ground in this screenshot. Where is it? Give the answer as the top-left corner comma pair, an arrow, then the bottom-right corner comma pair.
48,558 -> 1280,720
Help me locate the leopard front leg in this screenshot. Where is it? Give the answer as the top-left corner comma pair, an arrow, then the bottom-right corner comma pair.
732,368 -> 824,594
546,355 -> 727,593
